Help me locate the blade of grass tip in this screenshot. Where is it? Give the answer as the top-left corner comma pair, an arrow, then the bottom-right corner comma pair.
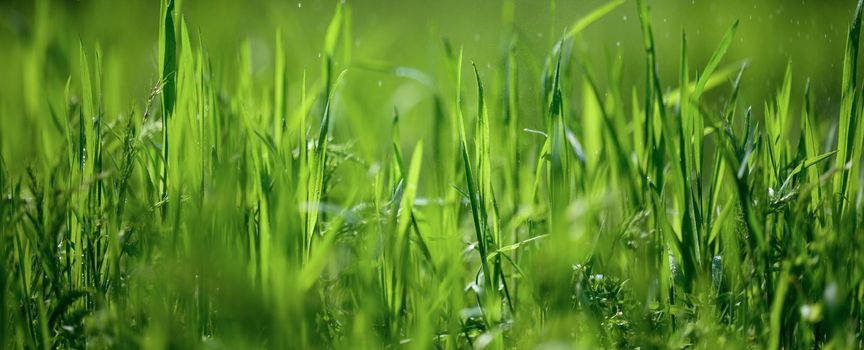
722,107 -> 766,254
692,20 -> 738,100
397,143 -> 423,247
684,34 -> 707,238
737,107 -> 755,179
675,30 -> 701,286
764,61 -> 792,186
296,68 -> 310,264
725,63 -> 747,124
94,43 -> 106,213
472,62 -> 511,317
707,64 -> 745,226
471,62 -> 493,242
636,0 -> 668,193
159,0 -> 177,218
783,151 -> 837,190
305,69 -> 348,262
489,235 -> 548,259
530,139 -> 550,207
385,171 -> 414,339
322,2 -> 344,94
316,68 -> 349,159
563,0 -> 625,41
454,46 -> 466,141
637,2 -> 697,298
324,2 -> 344,57
77,43 -> 92,174
159,0 -> 177,116
799,79 -> 824,215
62,77 -> 74,171
391,107 -> 404,181
666,65 -> 739,106
274,28 -> 286,145
835,0 -> 864,214
453,51 -> 493,301
547,52 -> 569,234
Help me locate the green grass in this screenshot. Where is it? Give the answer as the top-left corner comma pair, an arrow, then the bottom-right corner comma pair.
2,0 -> 864,348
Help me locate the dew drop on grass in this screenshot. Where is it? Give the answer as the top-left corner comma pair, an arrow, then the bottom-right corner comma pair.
297,2 -> 302,8
622,15 -> 628,21
377,80 -> 382,87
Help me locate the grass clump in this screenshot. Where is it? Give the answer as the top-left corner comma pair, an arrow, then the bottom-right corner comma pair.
1,0 -> 863,348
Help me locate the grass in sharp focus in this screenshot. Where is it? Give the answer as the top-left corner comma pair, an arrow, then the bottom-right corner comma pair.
1,0 -> 864,348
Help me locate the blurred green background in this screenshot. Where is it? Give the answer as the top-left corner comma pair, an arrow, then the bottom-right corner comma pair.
0,0 -> 857,167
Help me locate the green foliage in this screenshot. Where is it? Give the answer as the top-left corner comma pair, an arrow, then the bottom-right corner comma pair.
1,0 -> 863,348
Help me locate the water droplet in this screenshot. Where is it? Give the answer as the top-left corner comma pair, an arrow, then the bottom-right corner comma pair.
622,15 -> 628,21
616,41 -> 621,47
377,80 -> 382,87
297,2 -> 302,8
